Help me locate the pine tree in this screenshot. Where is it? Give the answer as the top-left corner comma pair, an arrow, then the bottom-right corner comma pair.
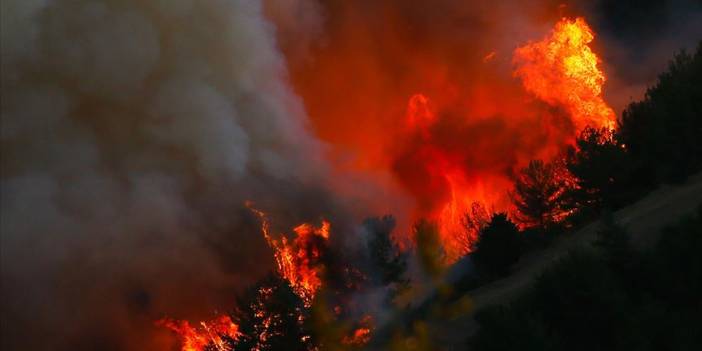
512,160 -> 571,230
566,127 -> 633,212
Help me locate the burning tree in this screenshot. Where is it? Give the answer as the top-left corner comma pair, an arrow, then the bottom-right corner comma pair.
244,205 -> 383,350
247,203 -> 330,306
511,160 -> 573,230
233,274 -> 314,351
156,315 -> 240,351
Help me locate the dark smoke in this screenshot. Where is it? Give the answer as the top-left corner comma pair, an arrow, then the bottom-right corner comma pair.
0,1 -> 341,350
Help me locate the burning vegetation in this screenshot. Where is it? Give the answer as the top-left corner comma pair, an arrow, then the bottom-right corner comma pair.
156,316 -> 240,351
159,205 -> 384,351
391,17 -> 616,262
248,203 -> 330,305
160,15 -> 623,350
4,0 -> 702,350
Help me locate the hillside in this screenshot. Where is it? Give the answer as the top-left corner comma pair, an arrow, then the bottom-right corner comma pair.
424,172 -> 702,350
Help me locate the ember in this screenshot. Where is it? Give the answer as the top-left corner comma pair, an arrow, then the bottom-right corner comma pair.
341,315 -> 374,347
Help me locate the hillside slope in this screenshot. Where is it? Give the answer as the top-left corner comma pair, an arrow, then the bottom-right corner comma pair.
429,172 -> 702,350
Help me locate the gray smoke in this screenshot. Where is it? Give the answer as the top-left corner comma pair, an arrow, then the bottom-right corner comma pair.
0,0 -> 338,350
3,1 -> 700,350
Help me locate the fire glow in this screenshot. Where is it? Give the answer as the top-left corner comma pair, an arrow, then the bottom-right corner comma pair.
156,316 -> 240,351
387,17 -> 616,261
159,16 -> 616,350
248,203 -> 330,305
158,206 -> 330,351
514,17 -> 616,131
341,315 -> 374,347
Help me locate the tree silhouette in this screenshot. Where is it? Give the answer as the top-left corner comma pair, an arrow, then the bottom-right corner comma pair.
472,213 -> 521,276
566,127 -> 633,213
512,160 -> 572,230
618,42 -> 702,184
461,202 -> 491,252
471,208 -> 702,351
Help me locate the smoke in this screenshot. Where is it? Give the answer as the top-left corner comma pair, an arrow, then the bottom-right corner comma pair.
265,0 -> 702,239
0,0 -> 339,350
2,0 -> 700,349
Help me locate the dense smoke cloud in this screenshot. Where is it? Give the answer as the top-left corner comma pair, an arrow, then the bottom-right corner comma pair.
1,0 -> 339,350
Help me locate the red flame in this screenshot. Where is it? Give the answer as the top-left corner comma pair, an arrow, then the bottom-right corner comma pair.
156,315 -> 240,351
398,18 -> 614,261
399,94 -> 500,261
393,18 -> 615,263
248,203 -> 329,305
290,16 -> 614,263
159,13 -> 619,351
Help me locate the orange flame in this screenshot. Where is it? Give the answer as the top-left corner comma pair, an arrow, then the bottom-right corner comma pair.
341,315 -> 373,347
247,203 -> 329,305
278,8 -> 616,265
514,17 -> 616,130
156,315 -> 240,351
397,18 -> 614,262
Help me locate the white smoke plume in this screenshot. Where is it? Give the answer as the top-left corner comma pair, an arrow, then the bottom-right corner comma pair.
0,0 -> 335,350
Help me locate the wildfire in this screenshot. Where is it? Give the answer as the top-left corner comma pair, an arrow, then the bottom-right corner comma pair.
157,11 -> 622,351
159,205 -> 330,351
156,315 -> 240,351
247,202 -> 330,305
393,17 -> 615,262
406,93 -> 436,135
514,17 -> 616,130
341,315 -> 374,347
342,328 -> 372,347
401,94 -> 497,262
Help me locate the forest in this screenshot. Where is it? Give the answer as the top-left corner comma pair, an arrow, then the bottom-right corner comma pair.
171,41 -> 702,351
